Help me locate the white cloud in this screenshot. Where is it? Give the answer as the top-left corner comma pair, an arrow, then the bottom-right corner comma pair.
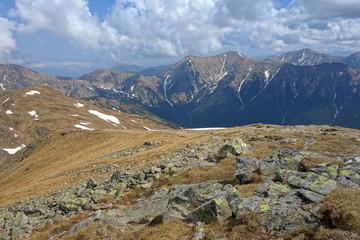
3,0 -> 360,64
0,17 -> 17,63
9,0 -> 128,49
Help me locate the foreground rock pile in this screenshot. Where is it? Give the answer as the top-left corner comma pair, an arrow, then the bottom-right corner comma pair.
0,136 -> 359,239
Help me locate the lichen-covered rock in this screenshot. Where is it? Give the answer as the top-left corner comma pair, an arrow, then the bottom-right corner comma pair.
276,170 -> 337,195
309,164 -> 339,180
259,149 -> 303,178
255,180 -> 292,197
218,137 -> 252,160
256,203 -> 320,237
188,197 -> 233,224
234,156 -> 258,184
337,163 -> 360,186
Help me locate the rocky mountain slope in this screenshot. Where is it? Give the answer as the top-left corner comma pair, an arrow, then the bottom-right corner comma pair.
2,49 -> 360,129
0,85 -> 170,163
0,124 -> 360,239
275,48 -> 360,68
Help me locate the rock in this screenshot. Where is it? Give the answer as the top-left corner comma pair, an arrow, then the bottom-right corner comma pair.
86,178 -> 98,189
337,163 -> 360,185
309,164 -> 339,180
150,167 -> 162,174
296,189 -> 324,202
305,139 -> 316,146
256,203 -> 320,236
255,180 -> 292,198
218,137 -> 252,160
276,170 -> 337,195
344,156 -> 360,163
69,218 -> 94,234
191,230 -> 205,240
116,196 -> 170,224
188,197 -> 233,224
141,182 -> 153,189
280,138 -> 297,144
259,149 -> 302,179
234,156 -> 258,184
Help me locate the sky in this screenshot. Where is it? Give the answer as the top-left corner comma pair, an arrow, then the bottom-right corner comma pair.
0,0 -> 360,77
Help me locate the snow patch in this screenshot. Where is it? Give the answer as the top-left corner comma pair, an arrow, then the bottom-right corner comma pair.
80,122 -> 91,125
2,98 -> 9,104
88,110 -> 120,125
131,119 -> 137,123
74,102 -> 84,108
6,110 -> 13,115
75,124 -> 94,130
143,126 -> 152,131
25,90 -> 40,96
14,133 -> 18,138
2,144 -> 26,155
9,127 -> 13,131
187,128 -> 227,131
0,83 -> 5,90
28,111 -> 39,118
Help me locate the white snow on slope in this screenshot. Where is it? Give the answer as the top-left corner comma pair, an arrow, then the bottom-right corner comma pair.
74,102 -> 84,108
6,110 -> 13,114
143,126 -> 152,131
131,119 -> 137,123
25,90 -> 40,95
88,110 -> 120,125
28,111 -> 39,118
75,124 -> 94,130
187,127 -> 227,131
2,144 -> 26,155
9,127 -> 13,131
0,83 -> 5,90
2,98 -> 9,104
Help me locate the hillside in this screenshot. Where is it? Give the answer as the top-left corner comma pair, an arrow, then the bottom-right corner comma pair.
0,86 -> 171,163
2,49 -> 360,129
0,124 -> 360,239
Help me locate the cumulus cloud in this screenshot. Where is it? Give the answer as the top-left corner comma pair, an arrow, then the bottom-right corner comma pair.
0,17 -> 17,63
9,0 -> 128,49
3,0 -> 360,64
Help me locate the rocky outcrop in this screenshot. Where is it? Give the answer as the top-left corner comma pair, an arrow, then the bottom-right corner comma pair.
1,136 -> 360,240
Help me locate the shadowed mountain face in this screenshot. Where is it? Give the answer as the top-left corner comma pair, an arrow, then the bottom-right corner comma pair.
1,49 -> 360,129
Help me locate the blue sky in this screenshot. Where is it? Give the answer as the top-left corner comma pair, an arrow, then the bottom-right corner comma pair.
0,0 -> 359,77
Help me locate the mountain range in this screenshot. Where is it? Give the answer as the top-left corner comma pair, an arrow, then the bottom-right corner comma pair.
1,48 -> 360,129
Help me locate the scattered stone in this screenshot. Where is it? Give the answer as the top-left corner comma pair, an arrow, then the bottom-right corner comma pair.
234,156 -> 258,184
218,137 -> 252,160
280,138 -> 297,144
188,197 -> 233,224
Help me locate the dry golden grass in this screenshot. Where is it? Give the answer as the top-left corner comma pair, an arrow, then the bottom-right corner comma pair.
0,129 -> 211,207
29,213 -> 89,240
116,220 -> 194,240
2,124 -> 360,208
320,188 -> 360,233
204,212 -> 269,240
237,182 -> 263,198
313,227 -> 360,240
64,219 -> 194,240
